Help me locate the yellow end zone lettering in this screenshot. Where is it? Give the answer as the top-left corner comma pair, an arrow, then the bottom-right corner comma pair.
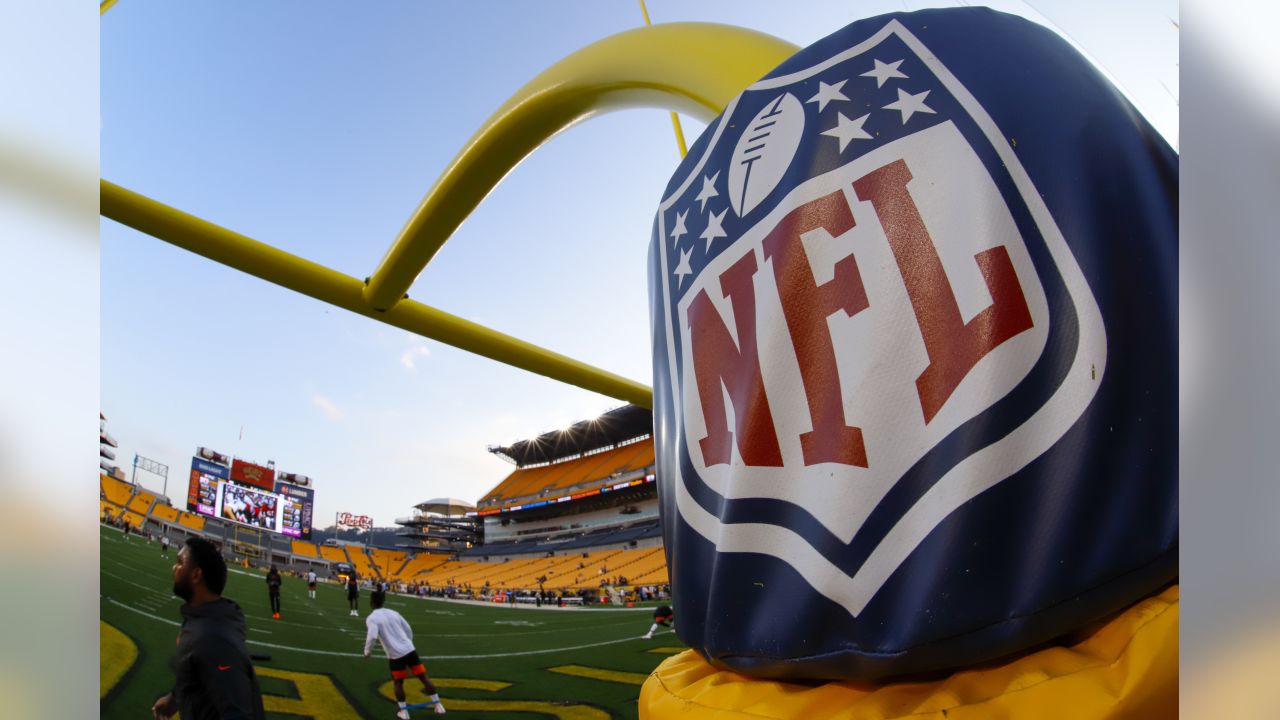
256,666 -> 362,720
547,665 -> 648,686
100,621 -> 138,698
379,679 -> 609,719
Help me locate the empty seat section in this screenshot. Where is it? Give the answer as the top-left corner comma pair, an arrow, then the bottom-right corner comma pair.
319,545 -> 348,564
127,492 -> 155,515
101,475 -> 133,507
348,549 -> 377,579
292,540 -> 319,558
178,512 -> 205,532
624,550 -> 670,585
396,554 -> 450,581
369,548 -> 407,578
124,511 -> 145,529
151,504 -> 180,523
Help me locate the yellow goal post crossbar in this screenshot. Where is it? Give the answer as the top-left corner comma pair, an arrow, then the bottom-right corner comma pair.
99,22 -> 799,407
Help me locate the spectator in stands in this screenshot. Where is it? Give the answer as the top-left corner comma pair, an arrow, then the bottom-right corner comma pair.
266,566 -> 283,620
152,537 -> 265,720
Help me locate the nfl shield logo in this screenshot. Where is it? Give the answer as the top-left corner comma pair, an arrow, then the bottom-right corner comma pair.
649,8 -> 1177,681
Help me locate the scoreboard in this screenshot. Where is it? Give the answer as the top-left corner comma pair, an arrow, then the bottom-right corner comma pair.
274,481 -> 315,540
186,455 -> 315,540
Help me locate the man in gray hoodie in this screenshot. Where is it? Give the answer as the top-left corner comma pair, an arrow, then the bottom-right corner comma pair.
152,537 -> 265,720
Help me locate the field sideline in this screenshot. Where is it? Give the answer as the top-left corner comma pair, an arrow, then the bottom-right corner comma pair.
100,527 -> 683,719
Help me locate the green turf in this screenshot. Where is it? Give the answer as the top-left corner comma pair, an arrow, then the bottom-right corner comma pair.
100,527 -> 683,719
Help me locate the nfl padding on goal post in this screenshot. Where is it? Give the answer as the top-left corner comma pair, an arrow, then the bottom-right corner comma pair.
644,4 -> 1177,706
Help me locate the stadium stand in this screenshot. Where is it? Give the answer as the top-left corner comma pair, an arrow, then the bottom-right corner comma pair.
393,553 -> 451,581
127,491 -> 156,516
319,544 -> 349,564
378,404 -> 669,597
613,547 -> 669,585
347,547 -> 378,579
178,511 -> 205,532
479,437 -> 654,508
96,404 -> 671,600
370,548 -> 407,578
151,504 -> 180,523
101,474 -> 133,507
291,540 -> 319,558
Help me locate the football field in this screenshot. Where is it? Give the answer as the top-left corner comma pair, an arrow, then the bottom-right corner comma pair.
100,528 -> 682,719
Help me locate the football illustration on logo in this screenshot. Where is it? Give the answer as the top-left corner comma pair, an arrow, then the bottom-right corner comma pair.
648,8 -> 1177,682
727,92 -> 806,218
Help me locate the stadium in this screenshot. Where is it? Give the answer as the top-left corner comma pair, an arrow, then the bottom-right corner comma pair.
101,404 -> 676,718
98,3 -> 1179,720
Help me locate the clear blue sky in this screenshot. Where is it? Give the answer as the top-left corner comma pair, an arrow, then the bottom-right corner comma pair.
100,0 -> 1177,528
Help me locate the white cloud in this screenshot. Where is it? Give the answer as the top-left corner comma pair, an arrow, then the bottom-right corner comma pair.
312,394 -> 343,421
400,343 -> 431,370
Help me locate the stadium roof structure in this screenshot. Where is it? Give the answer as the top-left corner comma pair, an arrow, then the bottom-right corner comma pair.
413,497 -> 477,516
488,404 -> 653,467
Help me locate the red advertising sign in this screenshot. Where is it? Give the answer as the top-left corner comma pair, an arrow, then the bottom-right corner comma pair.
230,459 -> 275,491
336,512 -> 374,530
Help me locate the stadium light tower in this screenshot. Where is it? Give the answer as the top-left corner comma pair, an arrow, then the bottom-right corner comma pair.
131,454 -> 170,500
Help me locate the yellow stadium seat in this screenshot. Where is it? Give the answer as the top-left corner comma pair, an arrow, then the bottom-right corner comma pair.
480,438 -> 655,507
151,504 -> 180,523
292,540 -> 319,558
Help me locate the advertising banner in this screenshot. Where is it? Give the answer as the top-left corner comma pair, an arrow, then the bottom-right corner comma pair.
335,512 -> 373,531
230,458 -> 275,491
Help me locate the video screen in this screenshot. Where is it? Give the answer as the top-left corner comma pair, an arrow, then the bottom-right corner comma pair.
217,481 -> 281,531
193,473 -> 220,516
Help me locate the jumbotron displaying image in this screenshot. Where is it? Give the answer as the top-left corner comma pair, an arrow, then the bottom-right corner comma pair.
218,481 -> 280,531
185,456 -> 314,538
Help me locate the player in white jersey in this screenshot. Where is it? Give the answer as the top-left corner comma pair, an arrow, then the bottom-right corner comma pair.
364,590 -> 445,716
306,570 -> 317,599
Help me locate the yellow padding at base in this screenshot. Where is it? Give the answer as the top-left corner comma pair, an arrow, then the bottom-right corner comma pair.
640,585 -> 1177,719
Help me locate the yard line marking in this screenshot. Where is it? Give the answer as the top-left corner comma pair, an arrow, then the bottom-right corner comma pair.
102,597 -> 652,660
104,597 -> 178,626
548,665 -> 648,685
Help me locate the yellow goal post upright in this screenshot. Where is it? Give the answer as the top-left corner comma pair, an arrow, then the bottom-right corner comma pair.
99,5 -> 799,409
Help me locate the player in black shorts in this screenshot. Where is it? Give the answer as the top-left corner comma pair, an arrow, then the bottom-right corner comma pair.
643,605 -> 674,639
364,590 -> 445,716
266,565 -> 282,620
347,575 -> 360,616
